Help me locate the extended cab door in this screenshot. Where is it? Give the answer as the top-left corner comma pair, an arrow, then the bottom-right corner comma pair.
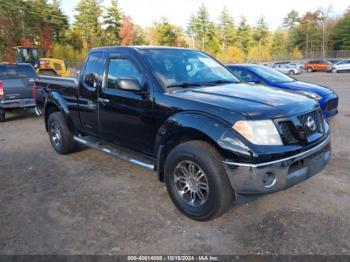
98,55 -> 153,154
78,52 -> 105,136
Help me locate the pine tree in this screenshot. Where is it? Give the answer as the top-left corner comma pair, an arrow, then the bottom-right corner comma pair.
218,7 -> 236,48
253,17 -> 269,46
104,0 -> 122,45
236,16 -> 253,53
333,9 -> 350,50
74,0 -> 103,48
154,18 -> 177,46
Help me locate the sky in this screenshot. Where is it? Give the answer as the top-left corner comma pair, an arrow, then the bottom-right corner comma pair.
59,0 -> 350,29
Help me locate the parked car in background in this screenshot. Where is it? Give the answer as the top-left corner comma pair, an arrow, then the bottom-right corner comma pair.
328,59 -> 350,73
304,60 -> 332,72
272,61 -> 290,67
227,64 -> 338,118
273,64 -> 302,75
35,46 -> 331,220
0,63 -> 37,122
328,59 -> 342,65
291,61 -> 305,70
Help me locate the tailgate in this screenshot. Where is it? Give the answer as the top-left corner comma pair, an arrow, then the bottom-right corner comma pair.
2,78 -> 33,100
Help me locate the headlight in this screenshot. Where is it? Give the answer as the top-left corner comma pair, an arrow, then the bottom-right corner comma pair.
232,120 -> 283,145
298,91 -> 322,101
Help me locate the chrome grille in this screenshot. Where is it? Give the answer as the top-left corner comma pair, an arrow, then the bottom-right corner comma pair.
298,110 -> 323,137
278,121 -> 298,144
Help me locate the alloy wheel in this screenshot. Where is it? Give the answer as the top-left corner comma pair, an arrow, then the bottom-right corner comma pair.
50,121 -> 62,148
174,160 -> 209,207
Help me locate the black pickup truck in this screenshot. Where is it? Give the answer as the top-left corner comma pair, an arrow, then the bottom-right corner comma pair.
35,46 -> 331,220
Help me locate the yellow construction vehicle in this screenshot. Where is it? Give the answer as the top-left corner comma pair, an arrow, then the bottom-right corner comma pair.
39,58 -> 70,77
13,46 -> 70,77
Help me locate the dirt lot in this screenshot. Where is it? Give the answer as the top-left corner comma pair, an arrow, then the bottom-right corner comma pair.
0,73 -> 349,255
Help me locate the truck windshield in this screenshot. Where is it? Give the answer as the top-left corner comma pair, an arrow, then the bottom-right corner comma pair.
140,49 -> 240,89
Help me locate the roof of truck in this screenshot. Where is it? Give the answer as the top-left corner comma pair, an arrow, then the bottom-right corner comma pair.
90,46 -> 193,52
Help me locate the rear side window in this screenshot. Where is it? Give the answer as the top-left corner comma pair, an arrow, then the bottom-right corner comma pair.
83,52 -> 104,88
16,65 -> 37,78
0,66 -> 6,79
5,65 -> 17,78
0,64 -> 36,79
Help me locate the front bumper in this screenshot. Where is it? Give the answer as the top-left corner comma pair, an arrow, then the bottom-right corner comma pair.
0,98 -> 35,109
223,135 -> 331,194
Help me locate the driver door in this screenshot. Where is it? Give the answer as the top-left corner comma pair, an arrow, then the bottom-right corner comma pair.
98,56 -> 153,154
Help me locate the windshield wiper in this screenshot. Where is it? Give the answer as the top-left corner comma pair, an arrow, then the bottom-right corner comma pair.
203,80 -> 239,85
166,80 -> 238,89
166,82 -> 206,88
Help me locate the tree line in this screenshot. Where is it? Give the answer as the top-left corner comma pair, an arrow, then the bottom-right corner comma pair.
0,0 -> 350,66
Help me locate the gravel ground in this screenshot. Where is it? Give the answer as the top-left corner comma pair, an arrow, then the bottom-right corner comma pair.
0,73 -> 349,255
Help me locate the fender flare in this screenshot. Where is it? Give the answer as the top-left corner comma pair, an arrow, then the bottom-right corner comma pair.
44,91 -> 75,134
154,111 -> 251,179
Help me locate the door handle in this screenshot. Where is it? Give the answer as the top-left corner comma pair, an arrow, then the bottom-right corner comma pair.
98,98 -> 110,104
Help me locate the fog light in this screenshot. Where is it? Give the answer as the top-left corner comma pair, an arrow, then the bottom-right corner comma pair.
262,172 -> 277,188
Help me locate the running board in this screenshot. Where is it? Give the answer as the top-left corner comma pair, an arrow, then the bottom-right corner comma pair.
73,136 -> 155,170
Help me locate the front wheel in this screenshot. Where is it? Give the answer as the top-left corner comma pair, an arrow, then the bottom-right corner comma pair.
307,68 -> 313,73
164,140 -> 234,221
288,70 -> 294,75
48,112 -> 77,154
332,68 -> 337,73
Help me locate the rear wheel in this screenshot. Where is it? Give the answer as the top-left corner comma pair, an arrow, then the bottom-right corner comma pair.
48,112 -> 77,154
164,140 -> 234,221
0,109 -> 5,122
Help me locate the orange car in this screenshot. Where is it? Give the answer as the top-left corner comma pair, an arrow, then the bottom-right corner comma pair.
304,60 -> 332,72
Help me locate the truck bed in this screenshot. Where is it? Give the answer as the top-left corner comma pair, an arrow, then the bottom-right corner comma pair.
35,76 -> 79,110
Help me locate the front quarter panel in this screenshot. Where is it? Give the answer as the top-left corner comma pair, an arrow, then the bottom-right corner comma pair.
154,112 -> 252,160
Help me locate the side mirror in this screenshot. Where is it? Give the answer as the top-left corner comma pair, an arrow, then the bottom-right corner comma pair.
117,78 -> 142,91
84,73 -> 97,88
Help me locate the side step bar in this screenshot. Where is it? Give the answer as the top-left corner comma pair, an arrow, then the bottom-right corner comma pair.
73,136 -> 155,170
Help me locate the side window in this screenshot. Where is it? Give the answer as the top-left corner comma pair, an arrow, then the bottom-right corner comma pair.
106,58 -> 142,90
83,52 -> 104,88
232,68 -> 259,83
17,65 -> 37,78
5,65 -> 17,78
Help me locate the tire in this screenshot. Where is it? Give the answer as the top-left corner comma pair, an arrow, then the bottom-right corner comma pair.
47,112 -> 77,154
332,68 -> 337,73
0,109 -> 5,122
307,68 -> 313,73
288,70 -> 294,75
164,140 -> 234,221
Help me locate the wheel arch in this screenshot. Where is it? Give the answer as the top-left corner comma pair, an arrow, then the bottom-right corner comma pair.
44,93 -> 76,134
154,112 -> 249,181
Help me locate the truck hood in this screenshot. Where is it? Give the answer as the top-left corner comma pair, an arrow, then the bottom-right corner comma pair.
170,83 -> 318,120
276,81 -> 334,96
